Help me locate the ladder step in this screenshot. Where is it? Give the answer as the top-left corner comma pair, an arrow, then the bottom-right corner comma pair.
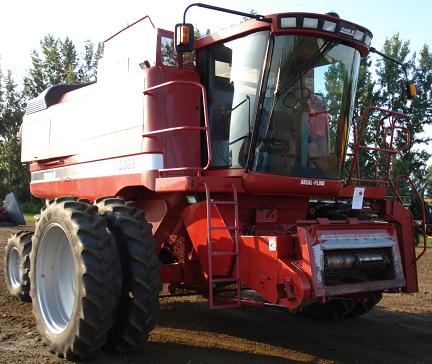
210,200 -> 237,205
209,226 -> 239,231
212,277 -> 239,284
211,295 -> 242,310
204,181 -> 241,311
211,251 -> 238,257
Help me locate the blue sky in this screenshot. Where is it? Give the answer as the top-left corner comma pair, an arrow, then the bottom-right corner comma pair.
0,0 -> 430,79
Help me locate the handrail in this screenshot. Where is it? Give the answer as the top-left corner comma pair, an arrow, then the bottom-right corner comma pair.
143,80 -> 212,175
390,175 -> 427,262
346,106 -> 409,186
376,121 -> 410,152
350,177 -> 390,185
347,107 -> 426,262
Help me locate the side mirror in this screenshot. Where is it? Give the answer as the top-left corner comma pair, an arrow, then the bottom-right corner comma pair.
406,82 -> 417,99
175,23 -> 195,52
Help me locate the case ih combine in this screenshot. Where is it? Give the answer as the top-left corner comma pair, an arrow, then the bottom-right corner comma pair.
4,3 -> 426,360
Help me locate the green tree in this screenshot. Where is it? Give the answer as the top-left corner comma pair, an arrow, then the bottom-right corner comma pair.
242,9 -> 258,22
161,38 -> 177,66
0,68 -> 29,200
82,40 -> 104,82
375,35 -> 432,190
411,44 -> 432,195
23,35 -> 103,98
0,36 -> 103,203
376,34 -> 413,111
422,164 -> 432,197
325,34 -> 431,189
194,27 -> 211,38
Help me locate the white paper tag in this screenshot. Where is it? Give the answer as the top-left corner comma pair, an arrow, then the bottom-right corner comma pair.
352,187 -> 365,210
269,237 -> 277,251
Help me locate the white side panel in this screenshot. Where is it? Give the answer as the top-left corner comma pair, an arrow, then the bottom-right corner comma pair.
82,72 -> 145,140
79,125 -> 144,161
98,18 -> 157,82
31,153 -> 164,183
49,85 -> 91,158
22,17 -> 154,164
21,113 -> 51,162
46,70 -> 145,163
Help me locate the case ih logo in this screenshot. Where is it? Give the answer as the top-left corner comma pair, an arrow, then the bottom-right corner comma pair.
340,26 -> 355,37
300,179 -> 325,186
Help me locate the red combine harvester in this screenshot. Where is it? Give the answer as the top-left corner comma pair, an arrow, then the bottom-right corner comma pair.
4,3 -> 426,359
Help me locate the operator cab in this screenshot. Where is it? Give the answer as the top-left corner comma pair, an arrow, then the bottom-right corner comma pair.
252,34 -> 360,179
179,10 -> 372,181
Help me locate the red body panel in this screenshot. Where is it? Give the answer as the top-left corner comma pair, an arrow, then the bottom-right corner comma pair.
143,67 -> 202,172
195,13 -> 371,56
375,200 -> 418,293
239,235 -> 312,308
183,202 -> 234,276
30,170 -> 158,200
243,172 -> 343,196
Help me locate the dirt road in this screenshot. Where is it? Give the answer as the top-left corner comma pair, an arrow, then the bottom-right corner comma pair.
0,225 -> 431,364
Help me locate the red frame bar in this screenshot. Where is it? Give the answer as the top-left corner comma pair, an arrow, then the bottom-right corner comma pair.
104,15 -> 155,42
359,145 -> 398,153
231,182 -> 241,304
143,80 -> 212,174
390,175 -> 427,261
350,177 -> 390,185
346,106 -> 409,186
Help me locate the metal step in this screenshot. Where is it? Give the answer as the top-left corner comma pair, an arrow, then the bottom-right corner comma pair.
211,251 -> 238,257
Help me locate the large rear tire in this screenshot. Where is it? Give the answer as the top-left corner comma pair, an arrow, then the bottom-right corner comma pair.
30,197 -> 121,359
95,197 -> 161,352
4,231 -> 32,301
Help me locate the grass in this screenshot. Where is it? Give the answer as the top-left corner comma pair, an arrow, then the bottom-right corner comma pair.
417,234 -> 432,247
20,201 -> 43,225
23,213 -> 36,224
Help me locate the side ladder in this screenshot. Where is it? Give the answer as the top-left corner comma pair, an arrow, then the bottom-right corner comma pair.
203,182 -> 241,309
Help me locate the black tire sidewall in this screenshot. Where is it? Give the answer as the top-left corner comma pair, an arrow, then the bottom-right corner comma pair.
30,204 -> 85,354
4,234 -> 26,298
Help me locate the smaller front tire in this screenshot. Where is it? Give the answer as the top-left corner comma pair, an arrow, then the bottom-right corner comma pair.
4,231 -> 33,301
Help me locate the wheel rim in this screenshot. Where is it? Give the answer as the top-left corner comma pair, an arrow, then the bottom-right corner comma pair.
8,247 -> 22,289
36,223 -> 76,334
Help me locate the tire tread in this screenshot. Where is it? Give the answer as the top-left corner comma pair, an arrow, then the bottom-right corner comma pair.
96,196 -> 161,352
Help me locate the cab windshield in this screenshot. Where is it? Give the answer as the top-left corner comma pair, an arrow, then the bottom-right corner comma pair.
252,35 -> 360,179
